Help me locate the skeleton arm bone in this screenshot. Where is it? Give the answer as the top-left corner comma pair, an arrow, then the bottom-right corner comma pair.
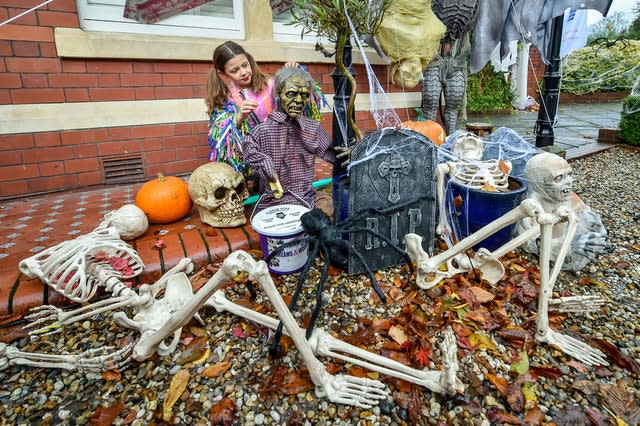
0,342 -> 133,373
406,198 -> 544,289
206,291 -> 460,395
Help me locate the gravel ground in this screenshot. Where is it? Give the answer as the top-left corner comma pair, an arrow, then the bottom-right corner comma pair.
0,146 -> 639,426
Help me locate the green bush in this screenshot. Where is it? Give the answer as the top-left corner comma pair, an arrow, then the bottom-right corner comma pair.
466,65 -> 514,113
561,40 -> 640,94
620,95 -> 640,146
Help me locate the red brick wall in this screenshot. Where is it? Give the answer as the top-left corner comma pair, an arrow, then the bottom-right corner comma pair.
0,3 -> 417,200
527,47 -> 546,97
0,1 -> 543,199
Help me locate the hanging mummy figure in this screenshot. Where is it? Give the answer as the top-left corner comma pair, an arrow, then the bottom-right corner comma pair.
515,152 -> 609,272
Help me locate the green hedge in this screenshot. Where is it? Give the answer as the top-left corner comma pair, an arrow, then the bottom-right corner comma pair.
466,65 -> 514,113
620,96 -> 640,146
561,40 -> 640,94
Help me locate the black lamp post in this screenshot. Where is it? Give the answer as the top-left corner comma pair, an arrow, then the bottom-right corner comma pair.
534,14 -> 564,147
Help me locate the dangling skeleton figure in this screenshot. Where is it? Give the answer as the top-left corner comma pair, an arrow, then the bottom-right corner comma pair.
515,152 -> 609,272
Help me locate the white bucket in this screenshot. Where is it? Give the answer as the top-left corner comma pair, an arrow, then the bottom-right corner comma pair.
251,204 -> 310,274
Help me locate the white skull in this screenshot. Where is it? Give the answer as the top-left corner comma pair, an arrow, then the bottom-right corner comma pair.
188,163 -> 249,228
525,153 -> 573,206
103,204 -> 149,240
452,133 -> 484,161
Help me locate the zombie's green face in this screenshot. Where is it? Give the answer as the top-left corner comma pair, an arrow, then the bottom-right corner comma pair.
278,76 -> 310,118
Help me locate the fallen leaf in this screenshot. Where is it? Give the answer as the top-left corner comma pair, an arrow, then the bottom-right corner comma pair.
573,379 -> 600,395
528,365 -> 563,379
101,370 -> 121,381
280,368 -> 315,395
232,327 -> 247,339
468,333 -> 497,351
163,369 -> 190,421
510,350 -> 529,375
601,383 -> 640,425
90,402 -> 126,426
567,359 -> 589,373
480,182 -> 498,192
524,406 -> 545,425
486,373 -> 509,397
470,286 -> 495,303
498,159 -> 511,174
209,397 -> 236,426
415,348 -> 431,367
554,405 -> 591,426
487,407 -> 526,425
388,325 -> 408,346
453,194 -> 464,208
203,362 -> 231,378
587,338 -> 640,373
177,336 -> 209,365
154,239 -> 165,250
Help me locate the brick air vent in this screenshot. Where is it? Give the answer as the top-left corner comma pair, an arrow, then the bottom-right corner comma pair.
101,154 -> 145,184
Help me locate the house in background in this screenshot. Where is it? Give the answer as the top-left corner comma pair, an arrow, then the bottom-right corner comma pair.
0,0 -> 424,200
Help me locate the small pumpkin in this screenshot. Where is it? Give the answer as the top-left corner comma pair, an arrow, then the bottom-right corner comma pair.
135,173 -> 192,224
402,108 -> 446,145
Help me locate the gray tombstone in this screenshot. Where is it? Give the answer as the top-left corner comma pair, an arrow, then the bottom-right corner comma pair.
347,128 -> 437,275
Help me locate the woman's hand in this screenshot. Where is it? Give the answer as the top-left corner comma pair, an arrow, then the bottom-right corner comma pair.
236,99 -> 258,126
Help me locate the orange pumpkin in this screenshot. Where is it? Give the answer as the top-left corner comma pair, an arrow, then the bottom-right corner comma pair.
401,119 -> 446,146
135,173 -> 192,224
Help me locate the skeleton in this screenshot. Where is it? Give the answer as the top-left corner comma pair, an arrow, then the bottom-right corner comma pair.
428,133 -> 515,282
18,226 -> 145,303
12,223 -> 460,405
405,197 -> 608,366
188,162 -> 249,228
446,132 -> 512,191
515,152 -> 608,272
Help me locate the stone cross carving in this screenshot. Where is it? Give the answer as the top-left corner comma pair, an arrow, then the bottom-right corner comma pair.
378,153 -> 411,203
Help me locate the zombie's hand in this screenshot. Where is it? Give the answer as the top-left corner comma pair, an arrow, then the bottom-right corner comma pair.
268,175 -> 284,199
335,146 -> 352,168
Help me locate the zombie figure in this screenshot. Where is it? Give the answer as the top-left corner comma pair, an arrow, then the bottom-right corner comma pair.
515,152 -> 609,271
421,0 -> 479,134
244,67 -> 338,211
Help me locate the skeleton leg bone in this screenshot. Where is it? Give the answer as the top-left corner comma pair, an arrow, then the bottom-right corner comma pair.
534,212 -> 608,366
207,290 -> 462,395
133,251 -> 388,407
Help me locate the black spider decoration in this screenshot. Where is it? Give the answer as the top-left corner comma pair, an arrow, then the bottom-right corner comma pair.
265,194 -> 432,355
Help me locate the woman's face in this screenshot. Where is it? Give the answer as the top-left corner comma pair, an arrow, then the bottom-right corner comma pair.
220,53 -> 252,88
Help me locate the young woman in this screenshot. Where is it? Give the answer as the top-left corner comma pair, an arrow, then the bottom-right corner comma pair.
205,41 -> 325,176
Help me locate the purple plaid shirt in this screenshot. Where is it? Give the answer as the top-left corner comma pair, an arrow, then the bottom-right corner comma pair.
244,110 -> 336,209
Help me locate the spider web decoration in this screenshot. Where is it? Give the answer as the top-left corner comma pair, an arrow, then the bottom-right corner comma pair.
347,128 -> 437,275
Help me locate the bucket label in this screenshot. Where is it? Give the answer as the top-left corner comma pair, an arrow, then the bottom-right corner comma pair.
264,234 -> 309,274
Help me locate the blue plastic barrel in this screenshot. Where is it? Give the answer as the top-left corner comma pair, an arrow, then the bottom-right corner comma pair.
447,176 -> 528,252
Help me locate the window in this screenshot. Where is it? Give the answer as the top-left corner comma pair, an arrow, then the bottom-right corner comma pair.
76,0 -> 244,39
272,9 -> 313,43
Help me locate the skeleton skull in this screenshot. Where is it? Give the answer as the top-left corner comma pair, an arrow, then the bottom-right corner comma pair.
188,163 -> 249,227
524,152 -> 573,207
